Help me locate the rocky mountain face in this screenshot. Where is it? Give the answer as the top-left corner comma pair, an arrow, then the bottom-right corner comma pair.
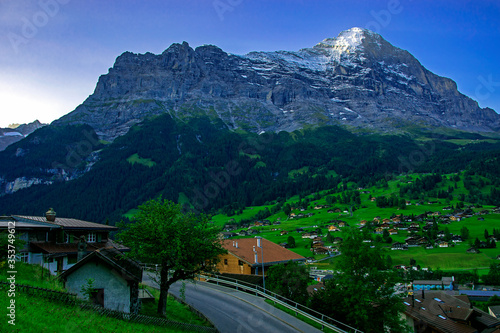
53,27 -> 499,142
0,120 -> 46,151
0,124 -> 100,195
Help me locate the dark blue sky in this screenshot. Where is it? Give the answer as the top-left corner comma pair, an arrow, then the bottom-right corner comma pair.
0,0 -> 498,127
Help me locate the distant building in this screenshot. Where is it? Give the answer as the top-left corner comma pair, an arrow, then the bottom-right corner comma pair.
217,238 -> 305,276
412,277 -> 454,291
459,290 -> 500,302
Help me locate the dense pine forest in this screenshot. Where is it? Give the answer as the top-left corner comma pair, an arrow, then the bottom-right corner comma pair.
0,113 -> 499,223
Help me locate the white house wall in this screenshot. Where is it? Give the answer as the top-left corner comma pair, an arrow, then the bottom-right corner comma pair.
64,260 -> 131,313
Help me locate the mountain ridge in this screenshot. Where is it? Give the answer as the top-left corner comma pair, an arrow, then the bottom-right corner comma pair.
53,27 -> 499,142
0,120 -> 46,151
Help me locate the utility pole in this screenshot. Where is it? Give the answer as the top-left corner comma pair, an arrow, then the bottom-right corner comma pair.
256,237 -> 265,292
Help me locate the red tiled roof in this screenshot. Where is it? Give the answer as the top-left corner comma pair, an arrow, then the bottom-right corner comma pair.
14,215 -> 116,230
222,238 -> 305,266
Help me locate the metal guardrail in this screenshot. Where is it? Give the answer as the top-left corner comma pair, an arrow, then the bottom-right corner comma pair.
196,273 -> 362,333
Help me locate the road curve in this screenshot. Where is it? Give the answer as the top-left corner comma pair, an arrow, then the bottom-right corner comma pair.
142,272 -> 323,333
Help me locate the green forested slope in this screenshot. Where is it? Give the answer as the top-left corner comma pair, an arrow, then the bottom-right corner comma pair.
0,113 -> 499,224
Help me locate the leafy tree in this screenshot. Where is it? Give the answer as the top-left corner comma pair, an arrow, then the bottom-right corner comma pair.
494,228 -> 500,239
398,198 -> 406,210
310,228 -> 406,332
287,235 -> 296,248
80,278 -> 96,302
283,204 -> 291,216
483,264 -> 500,285
386,254 -> 393,269
326,231 -> 333,243
444,227 -> 452,242
266,261 -> 310,304
474,237 -> 481,249
488,295 -> 500,307
117,198 -> 226,315
485,229 -> 490,240
382,229 -> 390,240
460,226 -> 470,241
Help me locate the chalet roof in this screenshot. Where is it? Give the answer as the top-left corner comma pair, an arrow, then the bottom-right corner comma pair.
413,280 -> 445,285
404,291 -> 500,333
222,238 -> 305,267
13,215 -> 117,230
59,247 -> 142,282
0,216 -> 60,230
489,305 -> 500,318
459,290 -> 500,298
404,294 -> 476,333
30,239 -> 128,256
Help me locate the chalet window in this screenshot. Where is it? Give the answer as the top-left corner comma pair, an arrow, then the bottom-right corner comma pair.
65,233 -> 74,243
224,259 -> 228,265
18,252 -> 28,263
87,233 -> 96,243
238,260 -> 244,266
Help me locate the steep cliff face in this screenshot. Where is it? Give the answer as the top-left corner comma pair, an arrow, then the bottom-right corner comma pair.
54,27 -> 499,141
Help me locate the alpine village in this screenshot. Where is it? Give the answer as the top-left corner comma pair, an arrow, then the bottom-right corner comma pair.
3,27 -> 500,333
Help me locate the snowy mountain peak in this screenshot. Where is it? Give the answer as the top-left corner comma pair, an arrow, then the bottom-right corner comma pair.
54,27 -> 500,141
314,27 -> 370,52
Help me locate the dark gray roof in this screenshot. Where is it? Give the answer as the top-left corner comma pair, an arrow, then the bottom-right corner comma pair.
60,247 -> 142,282
13,215 -> 116,230
404,290 -> 500,333
0,216 -> 60,230
460,290 -> 500,298
489,305 -> 500,318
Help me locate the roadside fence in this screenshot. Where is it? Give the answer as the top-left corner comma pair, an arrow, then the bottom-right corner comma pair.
0,281 -> 217,333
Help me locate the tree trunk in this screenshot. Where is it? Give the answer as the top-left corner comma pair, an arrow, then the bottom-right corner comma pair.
156,265 -> 195,315
157,265 -> 171,316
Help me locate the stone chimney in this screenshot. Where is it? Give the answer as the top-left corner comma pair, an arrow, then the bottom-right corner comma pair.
45,208 -> 56,222
77,235 -> 88,262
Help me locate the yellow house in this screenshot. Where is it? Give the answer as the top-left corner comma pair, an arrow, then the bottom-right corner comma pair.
217,238 -> 305,276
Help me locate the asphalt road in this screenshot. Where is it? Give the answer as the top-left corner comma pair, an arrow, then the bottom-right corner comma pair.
142,272 -> 323,333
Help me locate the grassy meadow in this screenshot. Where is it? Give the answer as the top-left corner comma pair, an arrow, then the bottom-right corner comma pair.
0,262 -> 210,332
212,172 -> 500,273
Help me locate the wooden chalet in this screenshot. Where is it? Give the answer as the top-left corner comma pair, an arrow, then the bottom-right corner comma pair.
217,238 -> 305,276
0,209 -> 124,274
